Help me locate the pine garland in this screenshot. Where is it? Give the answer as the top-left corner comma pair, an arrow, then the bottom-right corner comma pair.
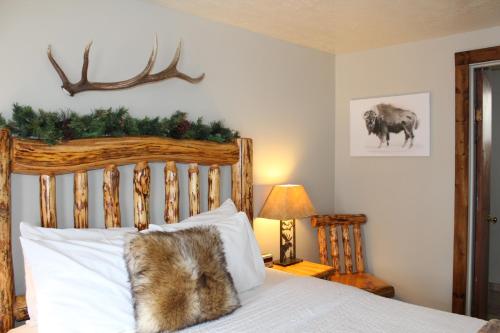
2,104 -> 239,144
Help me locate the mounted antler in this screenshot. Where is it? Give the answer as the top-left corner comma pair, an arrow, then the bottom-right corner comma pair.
47,36 -> 205,96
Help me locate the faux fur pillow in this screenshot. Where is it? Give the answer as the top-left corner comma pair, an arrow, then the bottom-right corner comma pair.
124,226 -> 240,333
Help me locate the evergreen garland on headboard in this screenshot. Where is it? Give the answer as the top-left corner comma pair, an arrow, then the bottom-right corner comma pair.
0,104 -> 239,144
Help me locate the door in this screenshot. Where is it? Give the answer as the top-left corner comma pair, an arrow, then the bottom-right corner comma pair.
473,68 -> 493,319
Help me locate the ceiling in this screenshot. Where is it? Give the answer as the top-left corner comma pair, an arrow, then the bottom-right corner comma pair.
151,0 -> 500,54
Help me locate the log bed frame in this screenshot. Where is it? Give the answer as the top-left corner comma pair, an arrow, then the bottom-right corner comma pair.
0,128 -> 253,332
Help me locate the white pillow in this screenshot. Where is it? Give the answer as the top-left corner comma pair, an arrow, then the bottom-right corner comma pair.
20,222 -> 137,241
180,198 -> 237,223
149,212 -> 265,293
20,237 -> 135,333
20,223 -> 137,326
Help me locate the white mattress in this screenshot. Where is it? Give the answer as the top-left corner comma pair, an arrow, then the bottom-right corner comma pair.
9,268 -> 486,333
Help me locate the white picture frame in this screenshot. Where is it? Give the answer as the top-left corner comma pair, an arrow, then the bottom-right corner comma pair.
350,92 -> 430,157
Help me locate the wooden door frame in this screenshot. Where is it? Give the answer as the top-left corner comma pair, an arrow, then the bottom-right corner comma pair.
453,46 -> 500,314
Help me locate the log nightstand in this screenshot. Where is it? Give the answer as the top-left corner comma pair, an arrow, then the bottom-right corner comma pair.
271,260 -> 335,280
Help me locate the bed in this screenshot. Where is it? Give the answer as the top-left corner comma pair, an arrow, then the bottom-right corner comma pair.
9,269 -> 487,333
0,129 -> 490,332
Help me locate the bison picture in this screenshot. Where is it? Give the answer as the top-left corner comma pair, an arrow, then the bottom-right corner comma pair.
363,103 -> 419,148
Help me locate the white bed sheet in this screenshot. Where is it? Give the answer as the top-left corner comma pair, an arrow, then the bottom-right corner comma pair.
9,268 -> 486,333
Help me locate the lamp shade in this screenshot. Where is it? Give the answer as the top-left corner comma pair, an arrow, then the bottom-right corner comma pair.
259,184 -> 316,220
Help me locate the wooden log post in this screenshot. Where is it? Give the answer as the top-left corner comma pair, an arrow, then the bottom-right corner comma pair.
208,165 -> 220,211
0,129 -> 13,333
231,138 -> 253,221
188,163 -> 200,216
317,225 -> 328,265
103,165 -> 121,228
341,225 -> 353,274
353,223 -> 365,273
329,224 -> 341,274
133,162 -> 150,231
164,161 -> 179,224
73,171 -> 88,228
40,174 -> 57,228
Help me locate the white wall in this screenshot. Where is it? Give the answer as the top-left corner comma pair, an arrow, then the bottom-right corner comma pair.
0,0 -> 335,294
489,68 -> 500,284
335,26 -> 500,311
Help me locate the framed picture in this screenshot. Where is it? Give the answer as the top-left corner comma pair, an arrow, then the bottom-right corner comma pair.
350,92 -> 430,157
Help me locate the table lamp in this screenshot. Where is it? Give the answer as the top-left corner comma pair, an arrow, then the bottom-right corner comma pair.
259,184 -> 316,266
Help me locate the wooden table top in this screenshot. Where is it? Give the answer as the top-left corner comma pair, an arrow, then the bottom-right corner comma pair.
272,260 -> 335,279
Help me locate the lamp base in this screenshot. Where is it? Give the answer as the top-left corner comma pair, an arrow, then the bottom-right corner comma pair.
273,258 -> 303,267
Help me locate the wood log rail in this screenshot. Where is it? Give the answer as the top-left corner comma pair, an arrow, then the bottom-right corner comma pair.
329,223 -> 341,272
164,161 -> 179,223
133,162 -> 151,231
341,225 -> 353,274
188,163 -> 200,216
103,165 -> 121,228
311,214 -> 367,227
13,296 -> 27,322
0,132 -> 253,332
39,175 -> 57,228
208,165 -> 220,210
353,223 -> 365,273
0,129 -> 13,331
73,171 -> 88,228
317,226 -> 328,267
11,136 -> 239,175
231,138 -> 253,221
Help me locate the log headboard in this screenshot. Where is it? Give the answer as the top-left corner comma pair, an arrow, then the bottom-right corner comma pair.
0,128 -> 253,332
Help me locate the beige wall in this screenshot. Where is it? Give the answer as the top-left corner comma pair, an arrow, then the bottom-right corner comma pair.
334,26 -> 500,311
4,0 -> 500,313
0,0 -> 334,293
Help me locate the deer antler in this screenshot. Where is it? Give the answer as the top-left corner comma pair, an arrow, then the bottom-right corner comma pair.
47,36 -> 205,96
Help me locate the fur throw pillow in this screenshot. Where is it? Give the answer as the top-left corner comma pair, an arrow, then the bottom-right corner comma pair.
124,226 -> 240,333
478,319 -> 500,333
